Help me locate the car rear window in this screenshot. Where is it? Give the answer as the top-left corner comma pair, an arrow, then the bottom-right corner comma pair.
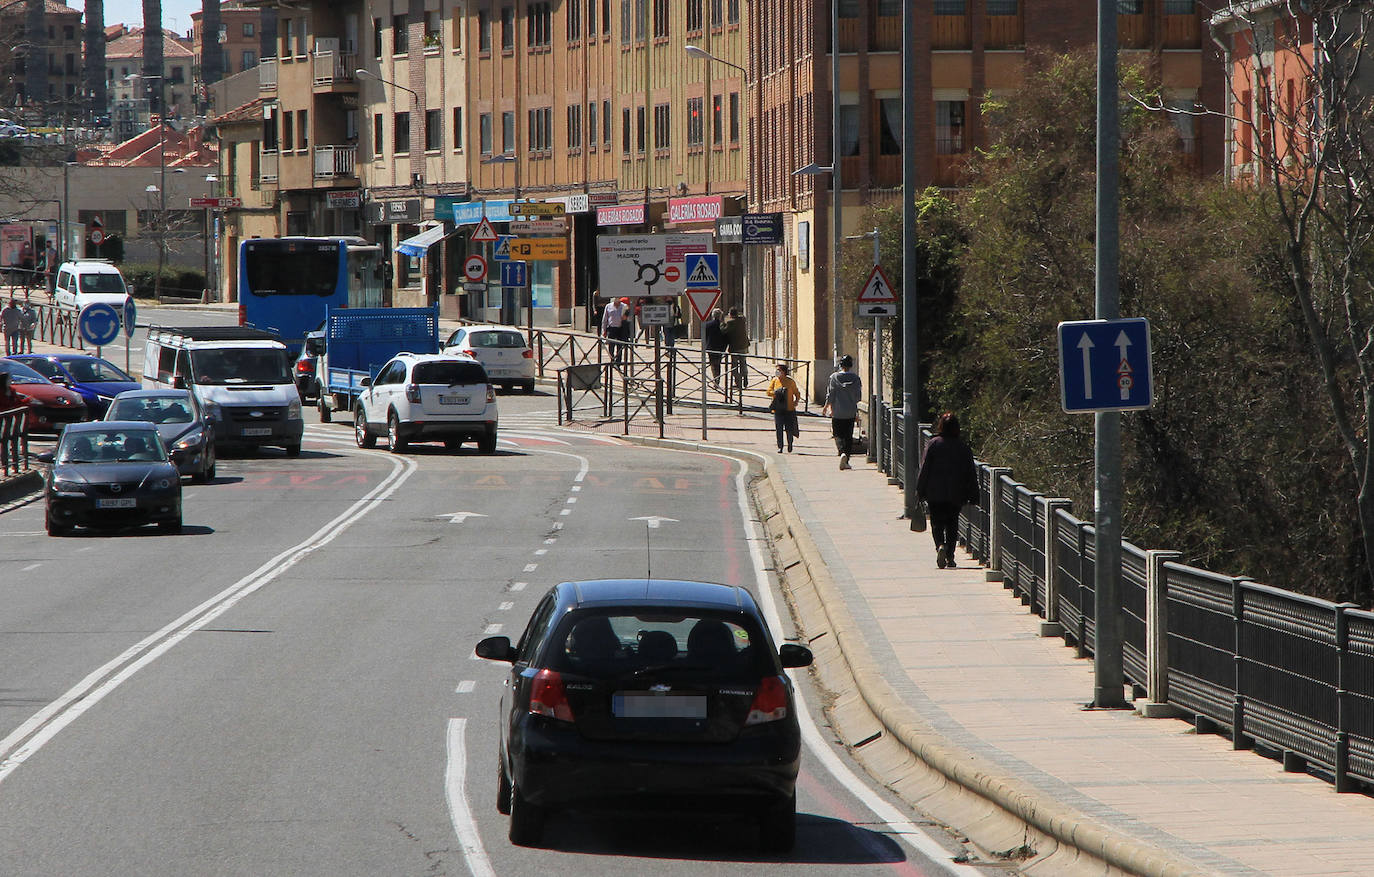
78,273 -> 126,293
547,611 -> 774,681
468,331 -> 526,349
64,358 -> 133,383
59,428 -> 167,463
107,396 -> 193,424
412,360 -> 488,385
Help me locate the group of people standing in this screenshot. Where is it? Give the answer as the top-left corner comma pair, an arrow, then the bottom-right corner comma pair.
1,298 -> 38,355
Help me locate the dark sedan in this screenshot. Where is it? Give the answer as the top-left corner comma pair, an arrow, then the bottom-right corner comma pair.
41,421 -> 183,536
8,353 -> 141,418
105,389 -> 216,483
0,358 -> 87,433
475,579 -> 813,851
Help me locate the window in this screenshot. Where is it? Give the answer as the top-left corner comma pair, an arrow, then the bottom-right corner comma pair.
480,112 -> 493,154
603,0 -> 612,34
529,107 -> 552,152
636,106 -> 645,152
635,0 -> 647,40
620,0 -> 631,44
264,107 -> 280,151
838,0 -> 859,17
587,0 -> 597,36
1117,0 -> 1143,12
934,0 -> 965,12
587,102 -> 597,149
425,108 -> 442,151
425,10 -> 442,48
281,111 -> 294,151
568,0 -> 581,39
393,14 -> 409,54
838,104 -> 859,156
567,104 -> 582,149
727,0 -> 739,24
373,114 -> 383,156
373,18 -> 384,58
502,110 -> 515,153
711,0 -> 722,29
728,91 -> 740,143
282,18 -> 294,55
453,106 -> 464,150
878,0 -> 902,13
622,107 -> 632,153
479,11 -> 491,51
297,109 -> 309,150
935,100 -> 964,154
394,111 -> 410,154
986,0 -> 1017,13
452,14 -> 463,51
653,0 -> 669,39
1163,0 -> 1194,11
244,22 -> 256,37
603,100 -> 611,144
529,3 -> 552,46
501,6 -> 515,50
242,50 -> 257,69
63,24 -> 74,40
686,97 -> 703,147
712,94 -> 723,145
878,98 -> 901,155
653,103 -> 670,150
687,0 -> 703,32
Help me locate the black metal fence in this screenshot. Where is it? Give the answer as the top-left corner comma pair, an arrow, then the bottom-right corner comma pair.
1,407 -> 30,477
879,401 -> 1373,794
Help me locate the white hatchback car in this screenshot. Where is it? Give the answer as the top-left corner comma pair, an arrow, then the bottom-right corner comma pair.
441,324 -> 536,393
54,260 -> 132,311
353,353 -> 499,453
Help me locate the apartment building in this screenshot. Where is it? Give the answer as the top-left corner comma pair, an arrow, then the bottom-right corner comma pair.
107,27 -> 198,139
192,2 -> 266,115
0,0 -> 85,115
753,0 -> 1225,371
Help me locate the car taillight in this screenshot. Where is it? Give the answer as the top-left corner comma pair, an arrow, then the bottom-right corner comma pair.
528,669 -> 574,722
486,384 -> 496,403
237,304 -> 246,326
745,676 -> 790,725
295,359 -> 312,374
521,349 -> 533,359
460,348 -> 476,358
405,383 -> 421,403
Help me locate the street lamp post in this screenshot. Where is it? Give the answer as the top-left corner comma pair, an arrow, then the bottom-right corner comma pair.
355,68 -> 422,188
481,153 -> 523,331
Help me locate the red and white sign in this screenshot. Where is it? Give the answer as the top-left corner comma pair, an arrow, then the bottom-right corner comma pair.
685,288 -> 721,321
462,254 -> 488,282
470,217 -> 499,243
857,265 -> 897,303
188,197 -> 244,209
596,203 -> 647,227
664,265 -> 680,283
88,228 -> 105,245
668,195 -> 724,224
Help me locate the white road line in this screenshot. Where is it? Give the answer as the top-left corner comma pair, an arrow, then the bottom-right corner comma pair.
570,485 -> 581,492
551,523 -> 563,531
445,718 -> 497,877
509,582 -> 527,591
559,509 -> 570,516
522,563 -> 537,572
21,563 -> 40,572
565,496 -> 577,504
0,449 -> 419,785
455,681 -> 477,694
498,602 -> 513,611
483,624 -> 502,634
534,549 -> 547,556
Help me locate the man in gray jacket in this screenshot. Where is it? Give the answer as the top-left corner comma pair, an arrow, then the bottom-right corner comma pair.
823,354 -> 863,470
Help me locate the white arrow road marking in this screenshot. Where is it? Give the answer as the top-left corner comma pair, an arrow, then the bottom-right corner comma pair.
1077,332 -> 1095,399
437,512 -> 488,524
629,515 -> 679,529
445,718 -> 497,877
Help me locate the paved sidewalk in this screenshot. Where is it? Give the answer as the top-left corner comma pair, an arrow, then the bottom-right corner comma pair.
563,404 -> 1374,877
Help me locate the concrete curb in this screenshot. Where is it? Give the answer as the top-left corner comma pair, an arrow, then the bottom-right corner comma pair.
605,428 -> 1212,877
0,470 -> 42,506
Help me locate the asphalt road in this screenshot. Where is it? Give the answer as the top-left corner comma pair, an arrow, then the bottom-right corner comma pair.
0,393 -> 1002,877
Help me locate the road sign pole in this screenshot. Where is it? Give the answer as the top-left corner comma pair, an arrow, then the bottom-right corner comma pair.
701,326 -> 708,440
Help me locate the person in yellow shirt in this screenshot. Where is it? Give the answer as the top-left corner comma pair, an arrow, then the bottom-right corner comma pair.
766,363 -> 801,453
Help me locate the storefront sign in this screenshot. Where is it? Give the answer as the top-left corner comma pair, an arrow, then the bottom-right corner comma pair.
453,199 -> 516,225
548,194 -> 590,213
364,198 -> 422,224
742,212 -> 784,245
715,215 -> 742,244
668,195 -> 724,224
597,203 -> 647,226
326,190 -> 361,209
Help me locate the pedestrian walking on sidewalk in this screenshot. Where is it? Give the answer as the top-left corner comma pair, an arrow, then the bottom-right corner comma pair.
19,299 -> 37,353
1,299 -> 22,355
823,354 -> 863,470
915,412 -> 979,569
602,297 -> 630,363
722,307 -> 750,392
766,364 -> 801,453
702,308 -> 726,387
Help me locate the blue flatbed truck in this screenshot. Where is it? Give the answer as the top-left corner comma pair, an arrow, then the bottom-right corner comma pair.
312,306 -> 440,422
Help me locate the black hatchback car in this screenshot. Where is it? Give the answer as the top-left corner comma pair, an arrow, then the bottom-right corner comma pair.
40,421 -> 183,536
475,579 -> 813,851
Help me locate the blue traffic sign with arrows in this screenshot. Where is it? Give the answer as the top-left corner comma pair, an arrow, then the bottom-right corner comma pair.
1057,318 -> 1153,413
501,260 -> 527,288
79,303 -> 121,347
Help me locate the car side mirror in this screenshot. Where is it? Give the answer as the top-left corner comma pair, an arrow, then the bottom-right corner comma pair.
475,635 -> 516,662
778,643 -> 813,669
35,451 -> 54,463
360,377 -> 372,387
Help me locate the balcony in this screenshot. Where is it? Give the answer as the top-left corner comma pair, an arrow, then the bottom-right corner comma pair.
259,57 -> 277,92
313,144 -> 357,180
259,149 -> 279,184
312,51 -> 358,91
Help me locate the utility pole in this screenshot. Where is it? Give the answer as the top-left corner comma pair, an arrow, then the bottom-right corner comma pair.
901,0 -> 924,531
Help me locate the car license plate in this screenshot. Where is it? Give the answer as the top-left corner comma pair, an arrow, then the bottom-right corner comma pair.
439,395 -> 470,405
95,498 -> 137,509
241,427 -> 272,436
487,367 -> 512,376
613,694 -> 707,719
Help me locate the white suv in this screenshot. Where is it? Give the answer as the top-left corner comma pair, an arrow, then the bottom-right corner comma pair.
54,260 -> 131,311
441,324 -> 536,393
353,353 -> 499,453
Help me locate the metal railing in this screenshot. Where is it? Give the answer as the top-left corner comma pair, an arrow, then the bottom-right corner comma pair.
877,400 -> 1374,794
311,51 -> 357,88
259,57 -> 278,91
0,406 -> 29,477
259,150 -> 279,184
313,145 -> 357,180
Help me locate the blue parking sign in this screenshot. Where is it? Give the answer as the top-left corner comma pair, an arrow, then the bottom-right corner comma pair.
1057,318 -> 1153,413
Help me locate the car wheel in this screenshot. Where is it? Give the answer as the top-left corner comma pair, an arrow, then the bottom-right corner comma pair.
496,757 -> 512,815
444,438 -> 462,451
285,442 -> 302,458
318,394 -> 332,423
507,783 -> 545,847
354,407 -> 376,448
388,412 -> 407,453
158,517 -> 183,535
522,381 -> 535,394
45,513 -> 68,537
758,792 -> 796,853
478,428 -> 497,455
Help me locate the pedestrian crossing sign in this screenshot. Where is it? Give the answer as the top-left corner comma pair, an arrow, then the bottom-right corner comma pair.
492,235 -> 512,261
857,265 -> 897,303
684,252 -> 720,288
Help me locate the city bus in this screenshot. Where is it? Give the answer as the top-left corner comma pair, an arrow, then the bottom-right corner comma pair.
237,236 -> 384,352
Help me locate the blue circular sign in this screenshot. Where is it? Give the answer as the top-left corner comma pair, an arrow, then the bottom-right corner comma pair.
123,297 -> 137,338
79,303 -> 121,347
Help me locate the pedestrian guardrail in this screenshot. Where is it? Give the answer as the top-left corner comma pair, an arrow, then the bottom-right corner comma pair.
876,400 -> 1374,795
0,406 -> 30,477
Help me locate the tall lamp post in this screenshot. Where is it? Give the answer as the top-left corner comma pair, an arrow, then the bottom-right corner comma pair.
355,68 -> 422,188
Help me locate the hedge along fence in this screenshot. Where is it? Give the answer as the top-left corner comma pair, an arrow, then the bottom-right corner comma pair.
877,401 -> 1374,795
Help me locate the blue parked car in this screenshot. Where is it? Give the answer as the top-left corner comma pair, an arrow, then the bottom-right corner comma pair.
8,353 -> 142,418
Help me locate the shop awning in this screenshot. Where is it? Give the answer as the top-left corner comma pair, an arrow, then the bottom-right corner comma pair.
394,224 -> 446,257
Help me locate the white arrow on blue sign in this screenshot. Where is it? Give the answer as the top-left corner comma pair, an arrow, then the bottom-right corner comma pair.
501,260 -> 528,288
79,303 -> 122,347
1057,318 -> 1153,413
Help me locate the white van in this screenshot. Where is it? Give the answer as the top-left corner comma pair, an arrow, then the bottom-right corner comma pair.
54,260 -> 131,311
142,325 -> 305,456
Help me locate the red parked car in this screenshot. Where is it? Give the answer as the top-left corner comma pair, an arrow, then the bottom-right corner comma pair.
0,358 -> 88,433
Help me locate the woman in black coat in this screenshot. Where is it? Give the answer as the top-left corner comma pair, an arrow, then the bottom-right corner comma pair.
915,412 -> 979,569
